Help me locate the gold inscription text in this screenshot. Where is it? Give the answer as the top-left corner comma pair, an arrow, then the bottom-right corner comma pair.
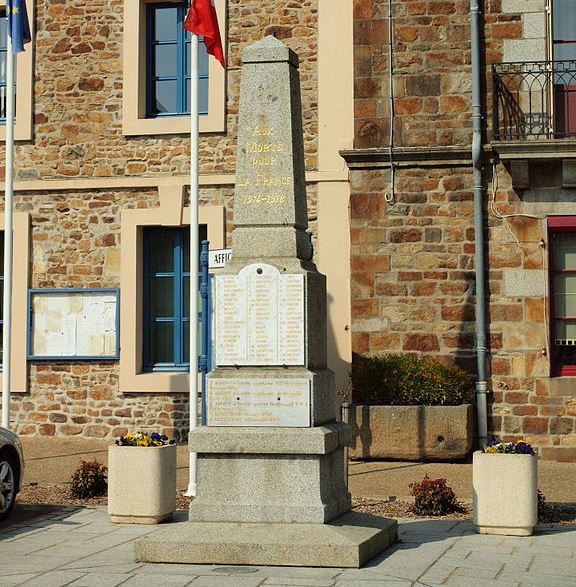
242,194 -> 286,204
245,141 -> 285,153
251,156 -> 278,166
252,125 -> 274,137
256,173 -> 293,187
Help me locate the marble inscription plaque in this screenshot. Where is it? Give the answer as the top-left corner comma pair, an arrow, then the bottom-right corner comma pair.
207,378 -> 311,427
215,263 -> 305,366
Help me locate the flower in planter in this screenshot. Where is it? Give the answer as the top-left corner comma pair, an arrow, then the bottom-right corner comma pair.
482,439 -> 536,456
115,432 -> 176,447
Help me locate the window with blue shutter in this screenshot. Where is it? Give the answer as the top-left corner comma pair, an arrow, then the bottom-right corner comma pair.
143,226 -> 206,371
146,2 -> 209,118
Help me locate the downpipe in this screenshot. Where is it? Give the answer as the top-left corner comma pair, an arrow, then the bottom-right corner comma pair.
470,0 -> 489,448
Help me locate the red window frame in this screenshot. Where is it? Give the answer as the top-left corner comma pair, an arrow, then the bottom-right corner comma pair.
552,0 -> 576,137
548,216 -> 576,376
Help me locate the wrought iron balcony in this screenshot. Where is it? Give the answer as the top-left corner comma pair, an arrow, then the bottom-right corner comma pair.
492,60 -> 576,141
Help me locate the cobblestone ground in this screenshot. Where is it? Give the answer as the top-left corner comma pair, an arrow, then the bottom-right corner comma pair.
1,506 -> 576,587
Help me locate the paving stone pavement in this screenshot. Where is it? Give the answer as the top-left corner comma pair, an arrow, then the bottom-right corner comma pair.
1,505 -> 576,587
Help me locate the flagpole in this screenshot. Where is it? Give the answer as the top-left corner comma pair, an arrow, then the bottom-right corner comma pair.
1,36 -> 15,430
186,32 -> 200,497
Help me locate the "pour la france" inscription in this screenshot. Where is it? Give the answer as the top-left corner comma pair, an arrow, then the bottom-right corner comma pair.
236,124 -> 293,206
215,263 -> 305,366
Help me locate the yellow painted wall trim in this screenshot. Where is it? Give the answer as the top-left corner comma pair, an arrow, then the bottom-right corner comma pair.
120,196 -> 224,393
0,213 -> 30,392
158,184 -> 186,225
8,170 -> 348,193
316,0 -> 354,387
317,0 -> 354,171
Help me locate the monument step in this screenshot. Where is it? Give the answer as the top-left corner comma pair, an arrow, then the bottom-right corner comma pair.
134,511 -> 398,568
189,422 -> 350,454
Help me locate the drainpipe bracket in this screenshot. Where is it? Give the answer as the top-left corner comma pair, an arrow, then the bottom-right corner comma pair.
475,380 -> 489,394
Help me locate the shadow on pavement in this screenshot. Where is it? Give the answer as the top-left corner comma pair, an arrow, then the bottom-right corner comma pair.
0,503 -> 85,535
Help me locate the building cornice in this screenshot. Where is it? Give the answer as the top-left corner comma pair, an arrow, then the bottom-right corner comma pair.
491,140 -> 576,160
340,146 -> 474,169
1,170 -> 348,194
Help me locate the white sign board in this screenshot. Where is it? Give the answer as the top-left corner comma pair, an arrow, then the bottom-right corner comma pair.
29,289 -> 119,359
207,378 -> 311,426
215,263 -> 305,366
209,248 -> 232,269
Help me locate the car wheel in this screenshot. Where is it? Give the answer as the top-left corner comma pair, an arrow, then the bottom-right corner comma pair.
0,453 -> 18,521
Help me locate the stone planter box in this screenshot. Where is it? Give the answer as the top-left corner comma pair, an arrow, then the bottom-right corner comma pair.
345,404 -> 473,461
473,451 -> 538,536
108,444 -> 176,524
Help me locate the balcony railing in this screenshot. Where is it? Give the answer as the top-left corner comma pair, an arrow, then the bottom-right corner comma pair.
492,60 -> 576,141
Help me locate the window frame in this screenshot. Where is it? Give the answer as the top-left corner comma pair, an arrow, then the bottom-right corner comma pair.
548,216 -> 576,376
122,0 -> 226,136
0,0 -> 33,141
142,225 -> 207,372
0,213 -> 30,392
549,0 -> 576,137
119,186 -> 225,393
145,2 -> 209,118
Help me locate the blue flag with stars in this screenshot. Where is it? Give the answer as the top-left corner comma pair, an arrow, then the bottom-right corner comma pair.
7,0 -> 31,53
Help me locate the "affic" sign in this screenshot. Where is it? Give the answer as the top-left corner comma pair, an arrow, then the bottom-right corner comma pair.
209,248 -> 232,269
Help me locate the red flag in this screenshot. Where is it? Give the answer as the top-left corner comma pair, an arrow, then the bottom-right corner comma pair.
184,0 -> 225,68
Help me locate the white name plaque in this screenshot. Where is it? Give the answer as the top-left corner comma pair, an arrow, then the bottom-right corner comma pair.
215,263 -> 305,366
207,378 -> 311,427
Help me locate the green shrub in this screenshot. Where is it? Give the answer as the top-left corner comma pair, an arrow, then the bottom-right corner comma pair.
409,475 -> 464,516
538,489 -> 546,521
70,460 -> 108,499
351,353 -> 474,406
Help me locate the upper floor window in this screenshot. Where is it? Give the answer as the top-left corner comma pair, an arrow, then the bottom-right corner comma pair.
552,0 -> 576,62
146,2 -> 209,118
552,0 -> 576,137
122,0 -> 226,136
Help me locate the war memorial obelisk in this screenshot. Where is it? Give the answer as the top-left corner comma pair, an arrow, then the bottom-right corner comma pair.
135,36 -> 397,568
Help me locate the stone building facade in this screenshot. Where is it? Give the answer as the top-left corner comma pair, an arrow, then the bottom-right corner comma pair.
345,0 -> 576,461
4,0 -> 576,462
0,0 -> 354,440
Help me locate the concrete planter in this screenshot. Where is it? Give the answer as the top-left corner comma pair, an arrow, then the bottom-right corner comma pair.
108,444 -> 176,524
345,404 -> 473,461
473,451 -> 538,536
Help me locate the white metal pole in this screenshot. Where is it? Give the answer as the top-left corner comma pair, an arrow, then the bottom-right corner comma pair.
1,40 -> 14,430
185,33 -> 200,497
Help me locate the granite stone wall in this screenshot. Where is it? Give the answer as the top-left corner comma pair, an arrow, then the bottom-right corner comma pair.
5,0 -> 319,180
353,0 -> 523,149
350,0 -> 576,459
486,162 -> 576,461
349,166 -> 477,367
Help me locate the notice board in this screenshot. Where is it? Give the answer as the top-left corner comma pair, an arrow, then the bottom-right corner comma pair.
28,289 -> 119,360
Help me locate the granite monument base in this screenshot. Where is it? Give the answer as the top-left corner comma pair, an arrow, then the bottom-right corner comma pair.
187,424 -> 351,524
134,511 -> 398,568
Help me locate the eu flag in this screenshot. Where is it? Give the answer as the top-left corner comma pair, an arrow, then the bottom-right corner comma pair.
7,0 -> 31,54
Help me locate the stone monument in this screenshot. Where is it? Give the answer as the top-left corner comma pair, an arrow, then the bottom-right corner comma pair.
135,36 -> 397,568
